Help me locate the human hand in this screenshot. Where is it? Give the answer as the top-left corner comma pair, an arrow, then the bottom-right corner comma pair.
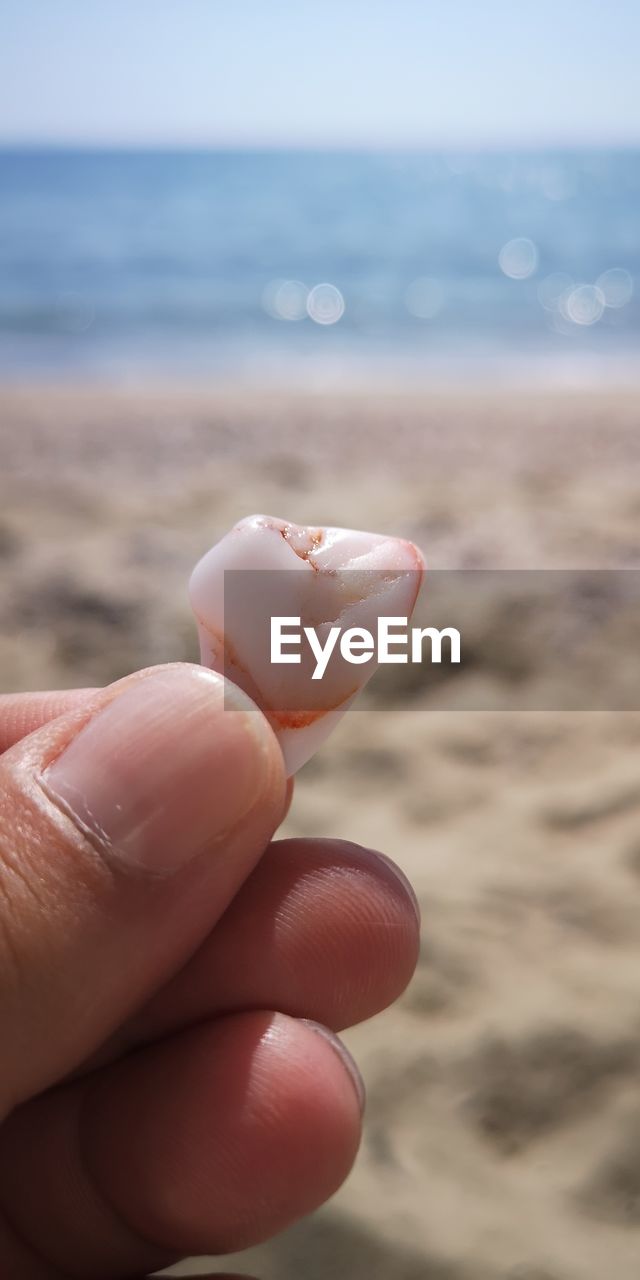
0,663 -> 420,1278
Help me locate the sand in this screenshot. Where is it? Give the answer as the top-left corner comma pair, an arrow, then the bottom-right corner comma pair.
1,384 -> 639,1279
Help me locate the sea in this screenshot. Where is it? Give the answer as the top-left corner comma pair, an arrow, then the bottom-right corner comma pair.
0,147 -> 638,385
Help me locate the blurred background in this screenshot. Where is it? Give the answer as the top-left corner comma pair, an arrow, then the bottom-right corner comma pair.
1,3 -> 640,1278
1,0 -> 640,385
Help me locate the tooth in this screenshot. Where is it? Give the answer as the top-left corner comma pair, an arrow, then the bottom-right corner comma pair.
189,514 -> 425,775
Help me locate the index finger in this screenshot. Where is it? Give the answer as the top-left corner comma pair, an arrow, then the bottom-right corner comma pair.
0,689 -> 100,753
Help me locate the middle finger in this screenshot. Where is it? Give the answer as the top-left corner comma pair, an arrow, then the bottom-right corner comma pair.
109,836 -> 420,1059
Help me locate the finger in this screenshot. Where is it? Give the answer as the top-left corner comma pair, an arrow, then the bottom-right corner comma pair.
282,775 -> 294,822
0,1012 -> 363,1278
0,689 -> 292,824
120,837 -> 420,1053
0,663 -> 285,1114
0,689 -> 100,753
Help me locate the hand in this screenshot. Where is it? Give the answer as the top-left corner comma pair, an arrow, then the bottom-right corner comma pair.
0,663 -> 420,1278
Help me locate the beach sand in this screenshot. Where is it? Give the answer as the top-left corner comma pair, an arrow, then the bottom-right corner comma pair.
1,385 -> 640,1279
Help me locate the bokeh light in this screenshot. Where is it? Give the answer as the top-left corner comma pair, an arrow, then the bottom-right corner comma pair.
405,277 -> 444,320
595,267 -> 633,309
537,272 -> 574,311
306,282 -> 345,325
563,283 -> 605,326
262,278 -> 309,321
498,237 -> 538,280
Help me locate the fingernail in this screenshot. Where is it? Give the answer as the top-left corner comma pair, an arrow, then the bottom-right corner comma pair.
301,1020 -> 366,1115
42,667 -> 271,874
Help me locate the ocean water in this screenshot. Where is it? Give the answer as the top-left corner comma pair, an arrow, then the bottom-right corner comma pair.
0,148 -> 638,383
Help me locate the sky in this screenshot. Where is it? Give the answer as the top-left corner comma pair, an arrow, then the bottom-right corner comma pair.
1,0 -> 639,149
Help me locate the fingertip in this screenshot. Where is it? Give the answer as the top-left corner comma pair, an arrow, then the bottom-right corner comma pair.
83,1011 -> 363,1256
299,1018 -> 366,1115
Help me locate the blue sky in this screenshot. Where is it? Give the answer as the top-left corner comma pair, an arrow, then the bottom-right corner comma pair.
2,0 -> 639,147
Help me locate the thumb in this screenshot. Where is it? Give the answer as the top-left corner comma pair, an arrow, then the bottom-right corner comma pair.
0,663 -> 285,1116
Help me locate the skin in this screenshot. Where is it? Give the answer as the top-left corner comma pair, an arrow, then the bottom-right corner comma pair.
0,665 -> 420,1279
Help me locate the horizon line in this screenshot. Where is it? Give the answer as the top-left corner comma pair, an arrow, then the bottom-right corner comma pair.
2,138 -> 640,154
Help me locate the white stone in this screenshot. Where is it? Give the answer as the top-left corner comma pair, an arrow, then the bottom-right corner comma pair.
189,514 -> 425,774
